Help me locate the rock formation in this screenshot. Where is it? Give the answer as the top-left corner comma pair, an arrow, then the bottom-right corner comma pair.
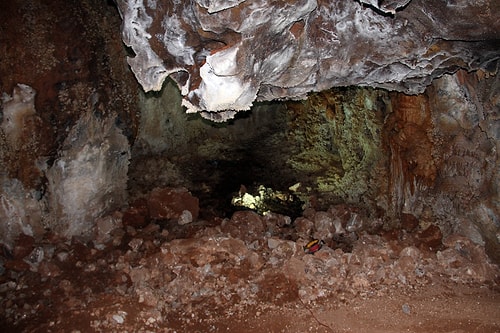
116,0 -> 500,121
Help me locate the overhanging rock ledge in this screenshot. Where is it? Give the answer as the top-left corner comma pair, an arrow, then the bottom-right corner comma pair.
116,0 -> 500,121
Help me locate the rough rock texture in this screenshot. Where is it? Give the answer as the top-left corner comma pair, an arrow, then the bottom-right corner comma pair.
0,2 -> 499,331
116,0 -> 500,120
0,0 -> 138,246
127,69 -> 500,262
0,0 -> 499,270
285,87 -> 387,206
46,113 -> 130,239
147,187 -> 200,223
0,177 -> 45,250
0,84 -> 38,153
1,205 -> 498,332
426,70 -> 500,262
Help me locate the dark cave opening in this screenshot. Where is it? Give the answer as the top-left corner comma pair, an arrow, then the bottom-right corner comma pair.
128,100 -> 307,222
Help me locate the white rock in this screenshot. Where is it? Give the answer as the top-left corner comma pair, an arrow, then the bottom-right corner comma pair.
178,210 -> 193,225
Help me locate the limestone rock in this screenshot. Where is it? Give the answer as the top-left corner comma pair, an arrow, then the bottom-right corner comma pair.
0,176 -> 44,248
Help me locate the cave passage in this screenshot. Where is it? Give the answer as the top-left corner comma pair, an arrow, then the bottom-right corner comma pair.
128,100 -> 318,221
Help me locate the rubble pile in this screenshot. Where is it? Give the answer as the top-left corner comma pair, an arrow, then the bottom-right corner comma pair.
0,189 -> 498,332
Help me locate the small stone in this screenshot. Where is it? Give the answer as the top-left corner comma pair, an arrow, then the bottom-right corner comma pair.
267,238 -> 281,249
123,198 -> 150,228
4,259 -> 30,271
224,210 -> 265,243
402,303 -> 411,315
314,211 -> 332,231
345,213 -> 361,232
38,261 -> 62,277
59,279 -> 73,294
178,210 -> 193,225
112,235 -> 123,247
112,314 -> 125,324
415,267 -> 425,277
302,207 -> 316,220
129,266 -> 151,285
263,212 -> 291,228
13,234 -> 35,259
84,263 -> 96,272
25,247 -> 44,266
0,281 -> 16,293
137,287 -> 159,307
148,187 -> 199,221
128,238 -> 143,252
294,217 -> 314,237
95,215 -> 122,244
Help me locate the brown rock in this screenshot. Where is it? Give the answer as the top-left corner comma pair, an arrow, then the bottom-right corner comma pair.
242,251 -> 264,270
12,234 -> 35,260
302,207 -> 316,220
38,261 -> 62,278
397,246 -> 421,272
122,198 -> 150,228
95,213 -> 123,244
136,286 -> 159,307
218,238 -> 249,259
401,213 -> 419,232
4,259 -> 30,272
263,212 -> 291,229
189,251 -> 216,267
417,225 -> 443,250
283,257 -> 307,283
294,217 -> 314,238
225,210 -> 265,243
129,266 -> 151,286
148,187 -> 199,221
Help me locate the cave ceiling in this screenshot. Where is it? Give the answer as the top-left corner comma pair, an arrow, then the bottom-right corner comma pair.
116,0 -> 500,121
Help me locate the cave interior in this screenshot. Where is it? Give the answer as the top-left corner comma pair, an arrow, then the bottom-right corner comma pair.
0,0 -> 499,332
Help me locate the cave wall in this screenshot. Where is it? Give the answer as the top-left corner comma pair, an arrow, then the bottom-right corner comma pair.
283,69 -> 499,262
0,0 -> 138,246
284,87 -> 388,208
427,70 -> 500,262
128,77 -> 289,201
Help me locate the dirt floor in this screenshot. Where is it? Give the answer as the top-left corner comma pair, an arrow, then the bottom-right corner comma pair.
1,203 -> 499,333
